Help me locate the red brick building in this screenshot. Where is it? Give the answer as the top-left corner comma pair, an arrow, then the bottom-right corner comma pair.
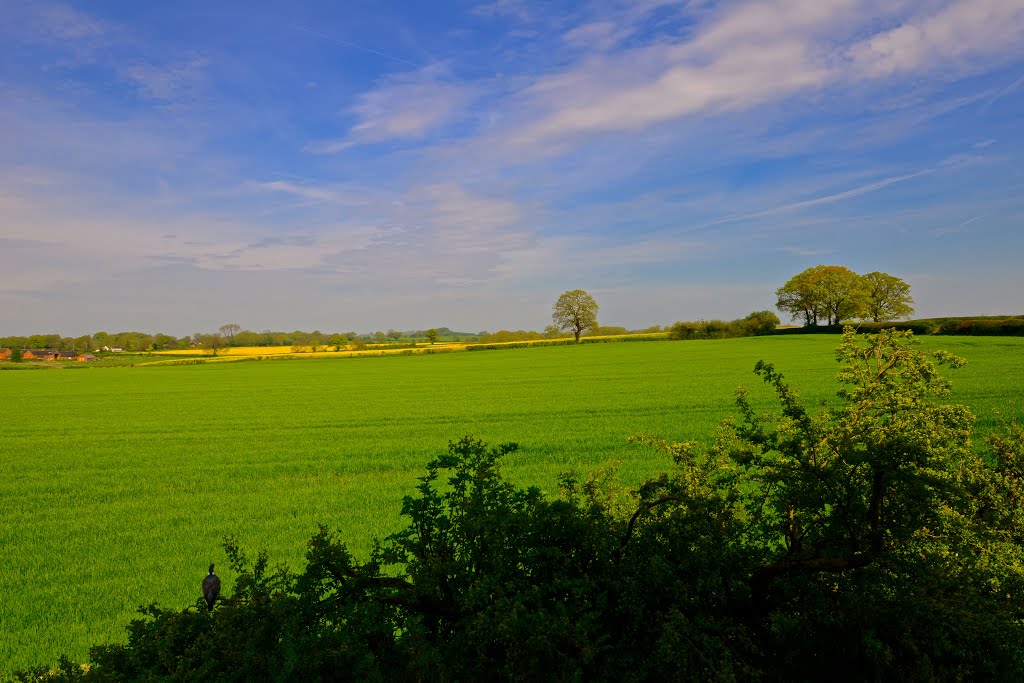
21,349 -> 61,361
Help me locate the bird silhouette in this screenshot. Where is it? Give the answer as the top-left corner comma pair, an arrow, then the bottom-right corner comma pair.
203,563 -> 220,611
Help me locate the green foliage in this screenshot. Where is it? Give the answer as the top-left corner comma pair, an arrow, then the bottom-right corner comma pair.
585,325 -> 629,336
667,310 -> 779,339
937,317 -> 1024,336
776,265 -> 868,326
668,319 -> 734,339
475,328 -> 546,343
861,271 -> 914,322
776,316 -> 1024,337
552,289 -> 599,341
22,329 -> 1024,680
776,266 -> 914,327
328,333 -> 348,351
742,310 -> 781,335
716,328 -> 1024,677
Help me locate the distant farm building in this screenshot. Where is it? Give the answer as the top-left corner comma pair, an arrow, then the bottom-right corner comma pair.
0,348 -> 11,360
76,354 -> 98,362
21,349 -> 61,361
102,346 -> 124,352
16,349 -> 84,361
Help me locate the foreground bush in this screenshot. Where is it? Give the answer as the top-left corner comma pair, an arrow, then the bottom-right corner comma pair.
23,329 -> 1024,681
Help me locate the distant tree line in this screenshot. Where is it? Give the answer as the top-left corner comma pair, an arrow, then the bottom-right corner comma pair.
0,324 -> 669,354
0,331 -> 179,353
0,327 -> 476,354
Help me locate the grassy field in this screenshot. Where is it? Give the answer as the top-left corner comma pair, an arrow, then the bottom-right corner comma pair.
2,334 -> 1023,672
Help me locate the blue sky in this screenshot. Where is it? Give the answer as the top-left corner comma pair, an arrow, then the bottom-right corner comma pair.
1,0 -> 1022,336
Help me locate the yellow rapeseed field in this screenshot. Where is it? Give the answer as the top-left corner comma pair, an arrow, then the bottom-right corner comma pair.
152,342 -> 472,361
149,334 -> 667,364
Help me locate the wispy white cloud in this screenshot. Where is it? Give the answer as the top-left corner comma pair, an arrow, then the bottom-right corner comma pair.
250,180 -> 369,206
307,65 -> 480,153
6,3 -> 213,106
477,0 -> 1024,154
121,57 -> 208,101
408,183 -> 534,254
488,1 -> 851,149
471,0 -> 535,22
16,2 -> 118,58
847,0 -> 1024,78
511,44 -> 826,146
562,21 -> 634,52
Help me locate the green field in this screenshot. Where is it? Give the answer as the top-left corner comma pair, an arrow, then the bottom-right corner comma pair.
2,335 -> 1023,672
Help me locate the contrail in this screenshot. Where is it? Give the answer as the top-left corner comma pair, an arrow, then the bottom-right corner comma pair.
290,24 -> 420,68
708,168 -> 936,227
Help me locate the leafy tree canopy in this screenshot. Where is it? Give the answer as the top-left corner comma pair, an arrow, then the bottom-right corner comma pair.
776,265 -> 914,326
552,289 -> 599,342
861,270 -> 915,322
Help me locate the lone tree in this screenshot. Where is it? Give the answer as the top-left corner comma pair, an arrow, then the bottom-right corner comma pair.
552,289 -> 598,342
425,329 -> 439,345
198,332 -> 224,356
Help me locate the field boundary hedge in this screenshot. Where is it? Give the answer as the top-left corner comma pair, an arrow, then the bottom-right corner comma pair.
775,316 -> 1024,337
465,333 -> 667,351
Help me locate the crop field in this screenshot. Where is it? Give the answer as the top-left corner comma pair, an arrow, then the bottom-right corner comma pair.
2,334 -> 1023,672
153,342 -> 468,358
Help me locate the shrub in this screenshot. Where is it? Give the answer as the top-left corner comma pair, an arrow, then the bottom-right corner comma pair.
741,310 -> 781,336
668,311 -> 781,340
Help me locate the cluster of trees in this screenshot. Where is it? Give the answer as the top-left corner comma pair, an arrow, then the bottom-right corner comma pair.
23,329 -> 1024,680
668,310 -> 780,340
776,266 -> 914,326
0,331 -> 179,353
